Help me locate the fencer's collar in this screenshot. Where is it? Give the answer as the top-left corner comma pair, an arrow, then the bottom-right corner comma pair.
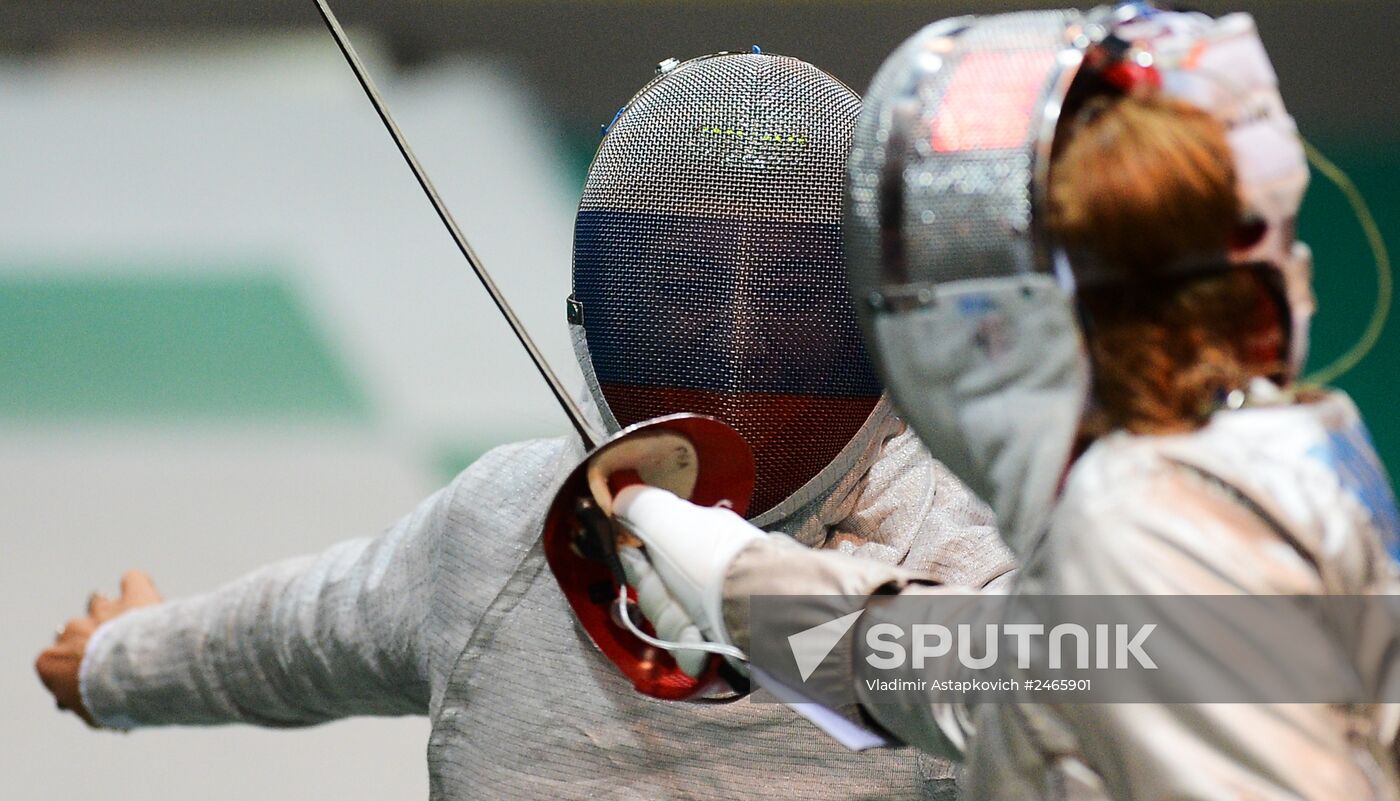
750,395 -> 898,531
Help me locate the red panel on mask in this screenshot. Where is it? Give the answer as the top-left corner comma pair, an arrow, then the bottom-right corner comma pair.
932,50 -> 1059,152
600,385 -> 880,516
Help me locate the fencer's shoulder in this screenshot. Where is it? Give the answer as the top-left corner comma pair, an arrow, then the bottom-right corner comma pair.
1049,392 -> 1392,593
439,435 -> 584,512
1149,390 -> 1382,540
1061,390 -> 1371,514
1046,441 -> 1318,594
459,436 -> 581,475
418,435 -> 583,592
1053,434 -> 1186,541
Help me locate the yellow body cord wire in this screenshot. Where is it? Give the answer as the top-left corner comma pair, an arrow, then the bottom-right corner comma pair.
1300,138 -> 1393,388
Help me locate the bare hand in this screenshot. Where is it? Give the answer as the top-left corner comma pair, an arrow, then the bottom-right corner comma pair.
36,571 -> 163,726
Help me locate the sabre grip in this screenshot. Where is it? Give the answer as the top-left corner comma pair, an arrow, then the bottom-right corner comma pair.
573,497 -> 629,589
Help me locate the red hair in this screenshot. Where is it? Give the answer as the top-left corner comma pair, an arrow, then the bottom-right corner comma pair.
1050,93 -> 1277,435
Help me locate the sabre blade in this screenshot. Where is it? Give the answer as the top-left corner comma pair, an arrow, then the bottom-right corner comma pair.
311,0 -> 601,449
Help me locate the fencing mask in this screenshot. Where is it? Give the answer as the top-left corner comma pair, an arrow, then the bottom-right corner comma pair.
570,51 -> 885,525
845,5 -> 1308,551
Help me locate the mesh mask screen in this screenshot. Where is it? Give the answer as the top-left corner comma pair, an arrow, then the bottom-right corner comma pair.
846,11 -> 1078,297
932,50 -> 1060,152
574,54 -> 881,516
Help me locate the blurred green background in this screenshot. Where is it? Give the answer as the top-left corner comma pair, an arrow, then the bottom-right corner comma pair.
2,0 -> 1394,479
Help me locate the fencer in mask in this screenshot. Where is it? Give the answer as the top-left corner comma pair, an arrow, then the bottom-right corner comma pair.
601,9 -> 1400,801
36,51 -> 1013,800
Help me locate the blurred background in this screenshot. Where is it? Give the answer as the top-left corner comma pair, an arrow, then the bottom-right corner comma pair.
2,2 -> 1396,799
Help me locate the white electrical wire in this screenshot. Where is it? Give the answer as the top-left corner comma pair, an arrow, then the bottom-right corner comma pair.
615,587 -> 749,663
1298,138 -> 1392,388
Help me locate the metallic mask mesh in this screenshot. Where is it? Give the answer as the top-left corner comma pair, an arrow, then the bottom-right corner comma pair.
573,52 -> 882,518
846,11 -> 1082,310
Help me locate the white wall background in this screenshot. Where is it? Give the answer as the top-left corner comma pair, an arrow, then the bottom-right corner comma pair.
0,30 -> 582,801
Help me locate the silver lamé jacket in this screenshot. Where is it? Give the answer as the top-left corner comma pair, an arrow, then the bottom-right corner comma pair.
78,402 -> 1015,800
730,390 -> 1400,801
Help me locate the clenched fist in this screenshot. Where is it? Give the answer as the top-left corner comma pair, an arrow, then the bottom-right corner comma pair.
35,570 -> 163,726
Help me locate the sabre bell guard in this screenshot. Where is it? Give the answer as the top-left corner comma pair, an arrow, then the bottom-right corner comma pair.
542,413 -> 755,701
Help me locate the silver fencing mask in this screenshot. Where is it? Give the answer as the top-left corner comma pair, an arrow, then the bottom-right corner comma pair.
845,6 -> 1306,551
571,51 -> 885,525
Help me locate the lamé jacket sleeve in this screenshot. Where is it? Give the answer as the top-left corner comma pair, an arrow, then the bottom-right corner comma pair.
77,482 -> 454,729
857,441 -> 1400,801
723,441 -> 1400,800
992,459 -> 1400,801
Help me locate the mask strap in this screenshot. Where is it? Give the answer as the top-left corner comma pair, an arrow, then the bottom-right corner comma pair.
1299,138 -> 1393,388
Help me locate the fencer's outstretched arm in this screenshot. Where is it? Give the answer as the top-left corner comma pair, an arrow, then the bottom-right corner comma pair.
72,486 -> 450,729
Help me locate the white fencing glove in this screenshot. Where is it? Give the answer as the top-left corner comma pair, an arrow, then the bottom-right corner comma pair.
616,548 -> 709,677
613,485 -> 766,676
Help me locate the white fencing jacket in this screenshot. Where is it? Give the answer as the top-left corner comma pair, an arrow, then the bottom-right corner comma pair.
730,390 -> 1400,801
79,408 -> 1014,800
